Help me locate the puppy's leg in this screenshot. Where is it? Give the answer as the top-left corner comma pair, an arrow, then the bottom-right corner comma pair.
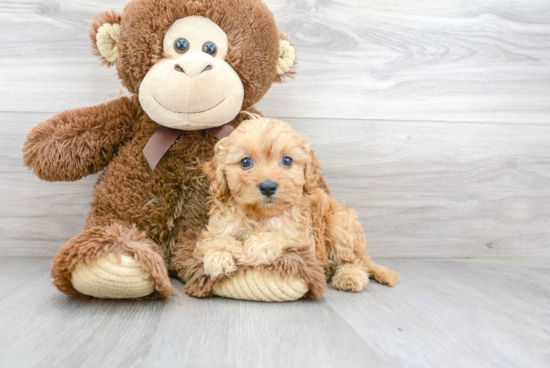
194,235 -> 244,280
242,232 -> 288,266
324,200 -> 399,290
324,201 -> 369,291
332,260 -> 370,292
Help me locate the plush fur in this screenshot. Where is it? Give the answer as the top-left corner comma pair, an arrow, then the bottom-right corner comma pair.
23,0 -> 296,299
51,223 -> 177,300
90,10 -> 123,67
184,116 -> 399,298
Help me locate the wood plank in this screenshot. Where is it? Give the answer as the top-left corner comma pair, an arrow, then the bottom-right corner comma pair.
259,0 -> 550,123
0,257 -> 385,368
326,258 -> 550,368
291,117 -> 550,258
0,257 -> 549,367
2,112 -> 549,258
0,257 -> 50,300
0,0 -> 549,123
0,112 -> 96,255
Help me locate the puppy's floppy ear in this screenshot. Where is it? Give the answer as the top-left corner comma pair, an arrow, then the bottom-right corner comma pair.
304,148 -> 322,195
203,143 -> 230,202
89,10 -> 122,67
274,33 -> 296,83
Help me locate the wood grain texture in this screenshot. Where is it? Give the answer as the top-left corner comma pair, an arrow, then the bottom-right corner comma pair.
325,258 -> 550,368
1,1 -> 549,257
2,112 -> 549,258
0,0 -> 549,123
0,257 -> 548,368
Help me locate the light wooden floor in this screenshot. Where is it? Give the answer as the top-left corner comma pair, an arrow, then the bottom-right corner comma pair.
0,257 -> 548,368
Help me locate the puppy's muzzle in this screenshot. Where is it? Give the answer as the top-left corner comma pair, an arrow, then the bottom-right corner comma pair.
258,181 -> 278,197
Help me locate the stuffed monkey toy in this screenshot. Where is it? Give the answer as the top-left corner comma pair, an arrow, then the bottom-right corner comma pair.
23,0 -> 302,300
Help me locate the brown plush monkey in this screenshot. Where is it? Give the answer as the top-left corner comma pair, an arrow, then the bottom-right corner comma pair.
22,0 -> 298,300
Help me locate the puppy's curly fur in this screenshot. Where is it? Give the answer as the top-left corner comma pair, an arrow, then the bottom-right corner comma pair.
194,115 -> 399,294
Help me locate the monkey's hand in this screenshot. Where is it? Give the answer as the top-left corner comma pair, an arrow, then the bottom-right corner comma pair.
23,96 -> 138,182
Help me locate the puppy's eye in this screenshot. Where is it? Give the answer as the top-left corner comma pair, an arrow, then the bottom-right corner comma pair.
174,38 -> 189,54
203,42 -> 217,56
282,157 -> 293,167
240,158 -> 252,168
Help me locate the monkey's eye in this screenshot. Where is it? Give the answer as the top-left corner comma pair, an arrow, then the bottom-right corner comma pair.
203,42 -> 217,56
174,38 -> 189,54
282,157 -> 293,167
240,158 -> 253,168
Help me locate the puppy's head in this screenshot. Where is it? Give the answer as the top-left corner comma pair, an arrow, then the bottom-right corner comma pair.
204,115 -> 321,216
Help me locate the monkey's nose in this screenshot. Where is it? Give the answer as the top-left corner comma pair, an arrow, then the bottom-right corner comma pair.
259,181 -> 278,197
174,63 -> 213,77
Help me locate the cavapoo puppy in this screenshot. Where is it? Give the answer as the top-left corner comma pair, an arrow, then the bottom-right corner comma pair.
193,115 -> 399,295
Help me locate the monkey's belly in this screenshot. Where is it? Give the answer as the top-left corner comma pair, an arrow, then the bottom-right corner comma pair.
87,129 -> 214,243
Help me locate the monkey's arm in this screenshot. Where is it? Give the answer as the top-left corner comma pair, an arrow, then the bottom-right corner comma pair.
23,96 -> 139,182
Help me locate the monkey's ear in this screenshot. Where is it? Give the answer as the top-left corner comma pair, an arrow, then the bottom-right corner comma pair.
275,33 -> 296,83
89,10 -> 122,67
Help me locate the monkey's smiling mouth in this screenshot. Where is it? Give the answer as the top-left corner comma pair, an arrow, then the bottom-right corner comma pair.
153,95 -> 226,115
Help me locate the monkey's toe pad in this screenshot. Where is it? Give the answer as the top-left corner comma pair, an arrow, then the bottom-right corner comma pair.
212,268 -> 308,302
71,254 -> 155,299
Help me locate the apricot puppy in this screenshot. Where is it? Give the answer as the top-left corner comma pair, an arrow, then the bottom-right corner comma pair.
194,115 -> 399,293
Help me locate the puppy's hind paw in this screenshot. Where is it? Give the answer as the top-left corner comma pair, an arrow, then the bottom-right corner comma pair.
203,251 -> 238,280
332,266 -> 369,292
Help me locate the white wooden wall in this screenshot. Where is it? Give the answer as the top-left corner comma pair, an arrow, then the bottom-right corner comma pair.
1,0 -> 549,258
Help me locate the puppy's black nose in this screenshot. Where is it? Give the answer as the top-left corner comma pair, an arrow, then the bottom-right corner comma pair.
259,181 -> 278,197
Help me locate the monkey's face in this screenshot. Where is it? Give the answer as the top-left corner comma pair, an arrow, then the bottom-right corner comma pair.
91,0 -> 298,129
138,16 -> 244,130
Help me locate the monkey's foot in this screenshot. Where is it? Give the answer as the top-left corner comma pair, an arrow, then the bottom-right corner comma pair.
71,253 -> 155,299
212,268 -> 308,302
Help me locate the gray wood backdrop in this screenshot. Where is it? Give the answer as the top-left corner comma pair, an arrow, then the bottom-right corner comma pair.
1,0 -> 549,258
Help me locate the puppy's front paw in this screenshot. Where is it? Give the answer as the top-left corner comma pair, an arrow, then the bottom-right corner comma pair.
244,233 -> 285,265
332,265 -> 369,292
203,251 -> 238,280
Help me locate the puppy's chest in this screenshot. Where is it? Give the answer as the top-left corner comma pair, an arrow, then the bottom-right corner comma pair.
245,214 -> 312,240
233,214 -> 314,266
262,216 -> 288,232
